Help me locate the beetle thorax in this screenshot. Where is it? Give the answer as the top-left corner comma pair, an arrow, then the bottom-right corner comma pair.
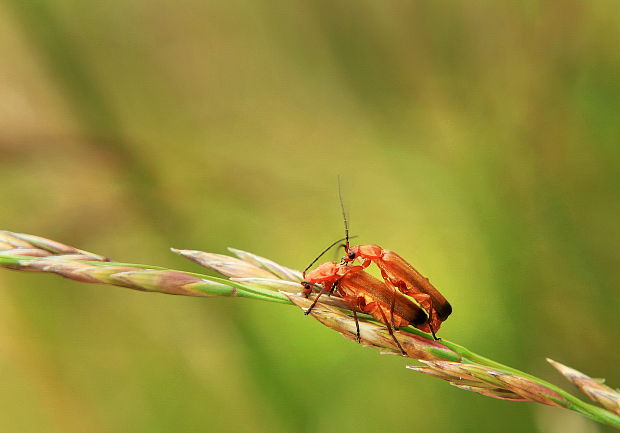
357,244 -> 383,258
305,261 -> 340,283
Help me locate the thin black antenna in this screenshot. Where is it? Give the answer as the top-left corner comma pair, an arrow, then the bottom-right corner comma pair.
338,175 -> 349,250
302,235 -> 358,275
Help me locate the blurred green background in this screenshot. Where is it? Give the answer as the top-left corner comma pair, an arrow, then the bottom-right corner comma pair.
0,1 -> 618,432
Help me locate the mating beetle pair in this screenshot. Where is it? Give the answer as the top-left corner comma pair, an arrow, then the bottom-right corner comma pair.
301,187 -> 452,354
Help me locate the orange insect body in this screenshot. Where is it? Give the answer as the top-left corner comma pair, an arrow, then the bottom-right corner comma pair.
343,245 -> 452,332
301,180 -> 451,347
304,262 -> 429,331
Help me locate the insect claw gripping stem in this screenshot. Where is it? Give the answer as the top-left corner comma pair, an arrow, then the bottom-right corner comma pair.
429,321 -> 439,341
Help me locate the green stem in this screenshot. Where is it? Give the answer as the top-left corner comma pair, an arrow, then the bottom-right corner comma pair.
438,342 -> 620,427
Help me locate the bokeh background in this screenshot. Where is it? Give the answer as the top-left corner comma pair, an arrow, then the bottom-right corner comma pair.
0,1 -> 618,432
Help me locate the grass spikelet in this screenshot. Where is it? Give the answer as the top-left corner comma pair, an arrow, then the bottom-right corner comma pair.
548,358 -> 620,416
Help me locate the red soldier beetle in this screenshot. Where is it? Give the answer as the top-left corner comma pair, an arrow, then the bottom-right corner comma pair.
334,181 -> 452,339
341,245 -> 451,338
300,177 -> 451,348
302,261 -> 428,355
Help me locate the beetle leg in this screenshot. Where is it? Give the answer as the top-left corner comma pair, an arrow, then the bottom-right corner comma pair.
378,270 -> 401,329
304,282 -> 332,315
410,292 -> 440,339
327,278 -> 340,296
427,306 -> 439,340
352,308 -> 361,342
379,272 -> 441,339
389,281 -> 400,329
409,292 -> 441,339
412,292 -> 442,338
341,295 -> 365,343
376,305 -> 407,356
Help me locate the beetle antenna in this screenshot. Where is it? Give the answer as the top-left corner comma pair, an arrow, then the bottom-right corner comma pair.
338,175 -> 349,250
302,235 -> 358,275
